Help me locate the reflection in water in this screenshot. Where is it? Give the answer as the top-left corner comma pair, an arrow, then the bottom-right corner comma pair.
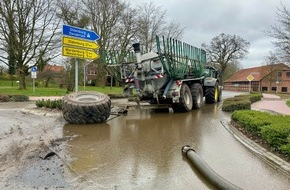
63,109 -> 204,188
63,123 -> 111,173
61,94 -> 290,190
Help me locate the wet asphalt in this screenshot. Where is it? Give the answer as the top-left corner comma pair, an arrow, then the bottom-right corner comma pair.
62,91 -> 290,190
1,91 -> 290,190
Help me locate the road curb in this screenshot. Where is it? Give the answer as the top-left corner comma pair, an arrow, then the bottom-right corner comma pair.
221,121 -> 290,178
21,107 -> 63,118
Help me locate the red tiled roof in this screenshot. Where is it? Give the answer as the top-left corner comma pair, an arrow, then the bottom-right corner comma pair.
225,63 -> 290,82
44,65 -> 64,72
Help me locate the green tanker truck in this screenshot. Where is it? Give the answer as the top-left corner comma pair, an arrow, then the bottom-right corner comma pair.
106,35 -> 222,112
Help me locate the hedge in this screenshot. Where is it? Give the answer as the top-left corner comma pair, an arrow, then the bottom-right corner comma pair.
232,110 -> 290,155
35,99 -> 62,110
0,94 -> 29,102
222,93 -> 262,112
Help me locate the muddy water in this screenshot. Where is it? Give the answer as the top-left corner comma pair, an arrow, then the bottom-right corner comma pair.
63,94 -> 290,190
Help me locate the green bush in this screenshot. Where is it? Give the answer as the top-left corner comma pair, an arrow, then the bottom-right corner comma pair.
248,93 -> 262,103
222,99 -> 251,112
9,95 -> 29,102
261,124 -> 290,149
0,94 -> 29,102
232,110 -> 290,155
0,95 -> 10,102
280,137 -> 290,155
35,99 -> 45,107
35,99 -> 62,110
222,93 -> 262,112
232,110 -> 272,132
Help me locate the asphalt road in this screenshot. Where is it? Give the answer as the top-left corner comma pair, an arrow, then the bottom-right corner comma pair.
62,91 -> 290,190
0,91 -> 289,190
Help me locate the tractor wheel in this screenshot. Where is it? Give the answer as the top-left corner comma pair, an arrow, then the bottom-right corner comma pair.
172,83 -> 193,112
205,83 -> 219,104
190,83 -> 203,109
62,91 -> 111,124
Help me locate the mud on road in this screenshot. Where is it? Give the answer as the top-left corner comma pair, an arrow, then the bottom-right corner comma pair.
0,100 -> 136,189
0,102 -> 76,189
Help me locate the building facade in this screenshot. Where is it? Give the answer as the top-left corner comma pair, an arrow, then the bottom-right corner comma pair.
224,63 -> 290,93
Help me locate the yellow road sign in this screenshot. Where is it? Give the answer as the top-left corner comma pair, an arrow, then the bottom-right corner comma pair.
247,74 -> 254,81
63,37 -> 99,49
62,46 -> 99,60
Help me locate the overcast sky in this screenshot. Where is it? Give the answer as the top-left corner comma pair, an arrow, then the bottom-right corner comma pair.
128,0 -> 290,69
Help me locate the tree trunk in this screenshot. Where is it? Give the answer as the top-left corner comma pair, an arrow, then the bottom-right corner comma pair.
45,78 -> 50,87
96,63 -> 106,87
18,72 -> 26,90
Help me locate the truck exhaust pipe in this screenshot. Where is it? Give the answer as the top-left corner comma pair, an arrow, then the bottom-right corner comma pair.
132,43 -> 142,93
133,43 -> 142,70
181,145 -> 242,190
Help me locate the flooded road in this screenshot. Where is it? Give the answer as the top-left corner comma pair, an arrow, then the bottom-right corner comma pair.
62,91 -> 290,190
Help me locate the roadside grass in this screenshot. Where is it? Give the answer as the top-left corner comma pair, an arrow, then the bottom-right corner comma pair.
275,93 -> 290,100
0,79 -> 123,96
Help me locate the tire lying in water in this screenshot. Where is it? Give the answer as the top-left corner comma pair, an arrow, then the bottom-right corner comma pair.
62,91 -> 111,124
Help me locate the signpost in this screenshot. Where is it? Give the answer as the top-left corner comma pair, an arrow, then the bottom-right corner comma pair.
62,24 -> 100,92
31,66 -> 37,94
247,74 -> 254,93
62,25 -> 100,41
62,46 -> 100,59
63,36 -> 99,49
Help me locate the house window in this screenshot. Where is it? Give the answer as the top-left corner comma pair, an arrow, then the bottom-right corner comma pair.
262,87 -> 268,92
286,72 -> 290,77
272,87 -> 277,92
282,87 -> 288,92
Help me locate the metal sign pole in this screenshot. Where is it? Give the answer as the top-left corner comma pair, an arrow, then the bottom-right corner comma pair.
249,81 -> 251,93
83,64 -> 86,91
75,58 -> 78,92
33,78 -> 35,94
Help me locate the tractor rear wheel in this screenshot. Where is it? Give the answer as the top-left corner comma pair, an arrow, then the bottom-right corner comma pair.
172,83 -> 193,112
190,83 -> 203,109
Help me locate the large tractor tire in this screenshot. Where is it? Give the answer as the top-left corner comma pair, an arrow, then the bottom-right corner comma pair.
205,83 -> 219,104
190,83 -> 203,109
172,83 -> 193,112
62,91 -> 111,124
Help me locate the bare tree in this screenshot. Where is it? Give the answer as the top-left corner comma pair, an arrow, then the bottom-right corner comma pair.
223,60 -> 242,81
202,33 -> 250,84
81,0 -> 127,86
265,51 -> 280,65
135,2 -> 166,52
268,4 -> 290,63
135,2 -> 185,53
162,20 -> 185,40
58,0 -> 91,91
261,51 -> 281,90
0,0 -> 61,89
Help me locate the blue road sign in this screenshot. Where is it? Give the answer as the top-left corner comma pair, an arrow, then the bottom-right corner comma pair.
63,25 -> 100,41
32,66 -> 37,72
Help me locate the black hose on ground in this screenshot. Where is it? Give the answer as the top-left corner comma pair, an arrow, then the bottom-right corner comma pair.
182,145 -> 242,190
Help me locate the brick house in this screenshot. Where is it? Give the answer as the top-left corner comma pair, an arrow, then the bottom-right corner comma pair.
85,64 -> 98,84
41,64 -> 65,87
43,65 -> 64,73
224,63 -> 290,93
